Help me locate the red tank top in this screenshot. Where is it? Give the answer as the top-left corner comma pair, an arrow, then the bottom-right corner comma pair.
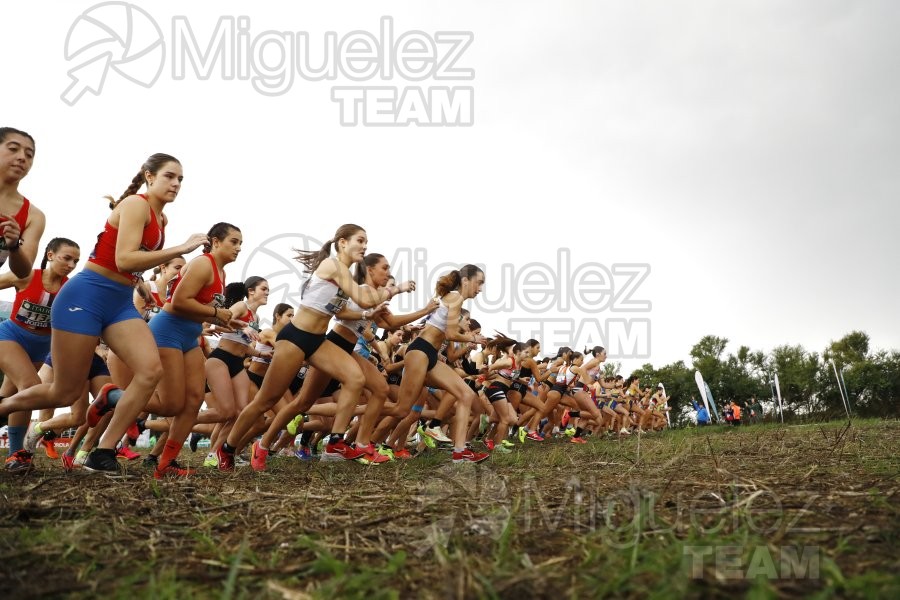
0,197 -> 30,263
166,254 -> 225,307
12,269 -> 66,331
87,195 -> 165,284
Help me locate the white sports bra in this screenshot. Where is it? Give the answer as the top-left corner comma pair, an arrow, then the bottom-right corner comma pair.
300,272 -> 348,316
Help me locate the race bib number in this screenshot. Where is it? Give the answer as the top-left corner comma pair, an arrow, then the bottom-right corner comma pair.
16,299 -> 52,329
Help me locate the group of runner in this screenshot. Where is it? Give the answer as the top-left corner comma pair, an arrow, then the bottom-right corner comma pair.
0,128 -> 670,479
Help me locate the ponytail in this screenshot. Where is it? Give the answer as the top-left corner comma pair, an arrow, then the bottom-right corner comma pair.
106,171 -> 145,209
294,223 -> 366,275
295,239 -> 334,275
106,152 -> 181,210
555,346 -> 573,359
435,263 -> 483,297
134,280 -> 153,304
435,270 -> 461,297
224,282 -> 248,308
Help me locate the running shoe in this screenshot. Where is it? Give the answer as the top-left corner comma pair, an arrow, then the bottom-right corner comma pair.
392,448 -> 413,460
61,452 -> 77,472
4,449 -> 34,474
23,423 -> 44,453
484,439 -> 495,451
419,430 -> 436,449
526,431 -> 545,442
216,447 -> 235,472
517,427 -> 527,443
250,440 -> 269,471
420,424 -> 452,443
126,421 -> 141,445
41,438 -> 60,459
321,439 -> 366,461
452,448 -> 490,464
189,432 -> 203,453
358,444 -> 390,464
82,448 -> 122,475
500,439 -> 514,448
294,447 -> 313,461
86,383 -> 120,427
570,437 -> 588,444
154,459 -> 196,479
143,454 -> 159,469
116,445 -> 141,461
377,444 -> 395,460
479,414 -> 489,435
202,452 -> 218,468
286,414 -> 304,436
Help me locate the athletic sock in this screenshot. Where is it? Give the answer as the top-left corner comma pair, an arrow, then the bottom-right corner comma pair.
158,439 -> 182,468
7,426 -> 26,454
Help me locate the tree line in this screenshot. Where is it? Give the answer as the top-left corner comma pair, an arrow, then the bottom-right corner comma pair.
604,331 -> 898,426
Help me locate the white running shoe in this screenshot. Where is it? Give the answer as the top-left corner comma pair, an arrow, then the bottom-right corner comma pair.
422,425 -> 452,443
23,423 -> 44,453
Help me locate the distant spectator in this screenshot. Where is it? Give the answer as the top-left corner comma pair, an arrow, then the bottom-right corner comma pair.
747,397 -> 763,424
731,401 -> 742,426
691,395 -> 710,426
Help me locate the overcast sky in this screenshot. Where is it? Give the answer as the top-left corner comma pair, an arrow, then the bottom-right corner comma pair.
2,0 -> 898,374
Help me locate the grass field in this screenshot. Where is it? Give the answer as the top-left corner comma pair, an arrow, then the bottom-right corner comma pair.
2,419 -> 898,599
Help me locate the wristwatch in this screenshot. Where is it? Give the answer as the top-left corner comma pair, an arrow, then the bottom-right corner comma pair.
8,238 -> 23,253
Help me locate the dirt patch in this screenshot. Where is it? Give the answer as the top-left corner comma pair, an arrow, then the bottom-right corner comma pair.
2,420 -> 898,598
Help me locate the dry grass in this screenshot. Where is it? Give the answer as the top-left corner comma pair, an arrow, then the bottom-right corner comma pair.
1,419 -> 898,598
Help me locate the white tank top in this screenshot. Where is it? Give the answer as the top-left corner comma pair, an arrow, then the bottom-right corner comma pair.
250,342 -> 273,364
336,284 -> 371,335
219,310 -> 259,346
424,297 -> 449,333
300,273 -> 348,316
558,365 -> 578,387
